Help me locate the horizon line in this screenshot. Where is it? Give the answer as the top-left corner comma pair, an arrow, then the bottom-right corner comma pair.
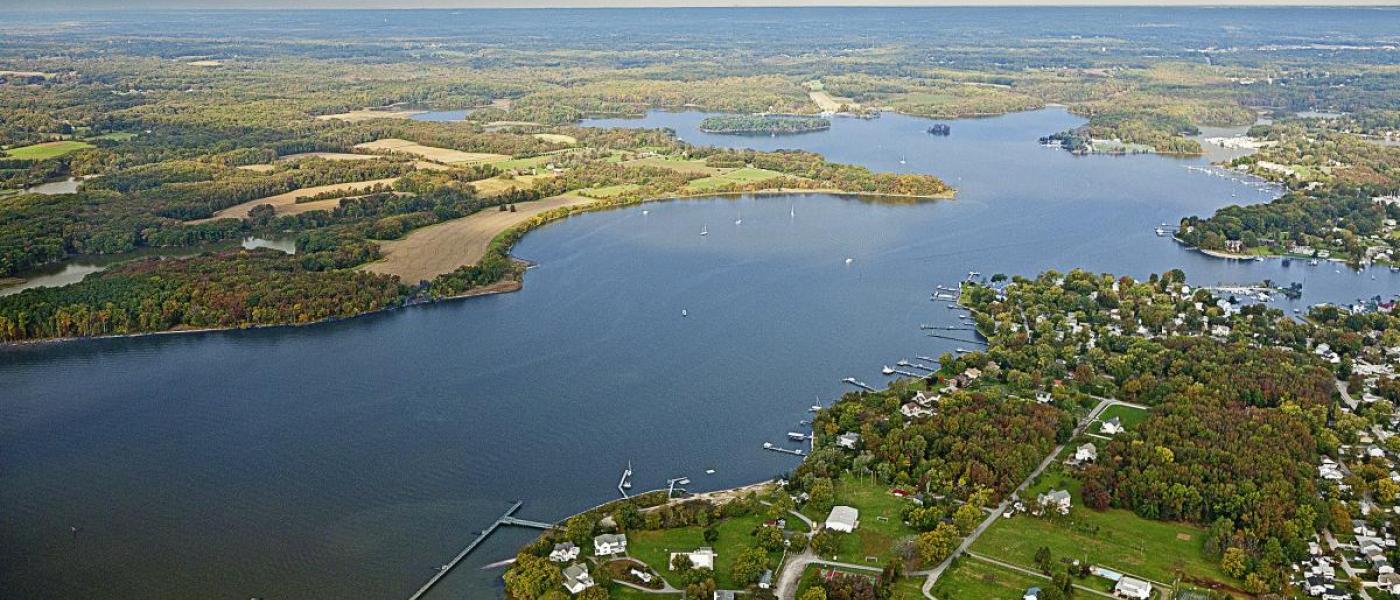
6,2 -> 1399,11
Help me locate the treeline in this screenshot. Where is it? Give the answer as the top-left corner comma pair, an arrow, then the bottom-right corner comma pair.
0,249 -> 407,342
698,148 -> 951,197
698,115 -> 831,135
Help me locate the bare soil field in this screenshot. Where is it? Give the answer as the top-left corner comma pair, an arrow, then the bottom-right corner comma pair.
315,110 -> 423,123
470,173 -> 555,195
362,193 -> 595,283
353,138 -> 510,164
189,178 -> 401,223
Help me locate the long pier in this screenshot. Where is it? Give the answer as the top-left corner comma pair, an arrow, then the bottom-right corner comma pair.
925,332 -> 986,345
407,501 -> 554,600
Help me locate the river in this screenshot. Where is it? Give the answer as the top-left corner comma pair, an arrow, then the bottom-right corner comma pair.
2,107 -> 1396,600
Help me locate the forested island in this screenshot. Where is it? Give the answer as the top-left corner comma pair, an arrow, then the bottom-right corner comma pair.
698,115 -> 831,135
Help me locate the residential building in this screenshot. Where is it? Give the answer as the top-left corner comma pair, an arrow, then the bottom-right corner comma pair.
1037,489 -> 1072,515
562,563 -> 595,594
1114,576 -> 1152,599
549,541 -> 579,562
1101,416 -> 1124,435
836,432 -> 860,450
825,505 -> 860,532
594,533 -> 627,556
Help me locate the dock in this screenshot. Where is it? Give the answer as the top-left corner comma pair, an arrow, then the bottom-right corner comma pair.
842,377 -> 876,392
763,443 -> 805,456
406,501 -> 555,600
925,332 -> 986,345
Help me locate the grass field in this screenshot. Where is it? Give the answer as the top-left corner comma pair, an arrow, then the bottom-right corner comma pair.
5,141 -> 93,159
624,513 -> 786,590
1097,404 -> 1150,432
624,156 -> 725,176
579,183 -> 641,199
192,177 -> 400,222
684,167 -> 786,192
354,138 -> 510,165
493,151 -> 573,171
315,110 -> 422,122
803,475 -> 918,565
929,558 -> 1045,600
533,133 -> 578,145
607,584 -> 678,600
971,478 -> 1234,587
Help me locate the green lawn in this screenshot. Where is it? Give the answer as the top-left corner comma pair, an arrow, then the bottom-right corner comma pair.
624,513 -> 786,589
607,583 -> 679,599
625,156 -> 725,176
1098,403 -> 1150,432
684,167 -> 786,192
579,183 -> 641,198
493,150 -> 573,170
804,475 -> 918,565
5,141 -> 93,159
971,479 -> 1234,587
929,558 -> 1045,600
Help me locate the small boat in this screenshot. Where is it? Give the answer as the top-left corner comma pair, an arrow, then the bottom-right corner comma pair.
956,347 -> 968,353
899,155 -> 907,165
700,225 -> 708,236
763,442 -> 773,449
682,309 -> 688,317
705,469 -> 715,474
809,405 -> 822,412
845,258 -> 854,265
642,210 -> 649,215
1254,256 -> 1263,262
1155,228 -> 1165,236
881,365 -> 895,375
788,432 -> 807,441
1310,259 -> 1319,266
735,219 -> 742,225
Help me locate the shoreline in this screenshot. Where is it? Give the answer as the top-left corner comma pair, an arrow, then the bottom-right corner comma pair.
0,187 -> 951,349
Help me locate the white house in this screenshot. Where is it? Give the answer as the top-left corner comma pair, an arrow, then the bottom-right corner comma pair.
670,547 -> 716,570
825,505 -> 860,532
1074,443 -> 1098,464
1037,489 -> 1071,515
1100,416 -> 1124,435
594,533 -> 627,556
1035,391 -> 1054,404
901,402 -> 935,419
836,432 -> 861,450
562,563 -> 595,594
912,391 -> 940,407
549,541 -> 580,562
1113,576 -> 1152,600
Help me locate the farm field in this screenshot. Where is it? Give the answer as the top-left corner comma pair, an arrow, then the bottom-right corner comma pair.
929,557 -> 1044,600
684,167 -> 786,192
354,138 -> 510,164
362,193 -> 595,283
533,133 -> 577,145
278,152 -> 381,162
469,173 -> 554,196
5,141 -> 93,159
192,177 -> 401,222
624,156 -> 725,176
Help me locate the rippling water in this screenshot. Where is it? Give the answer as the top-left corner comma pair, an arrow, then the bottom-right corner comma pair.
3,108 -> 1396,600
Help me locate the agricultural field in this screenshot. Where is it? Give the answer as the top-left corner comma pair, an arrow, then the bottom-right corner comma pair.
5,141 -> 93,159
578,183 -> 641,199
532,133 -> 578,145
624,156 -> 725,176
194,177 -> 401,222
683,167 -> 786,192
354,138 -> 510,164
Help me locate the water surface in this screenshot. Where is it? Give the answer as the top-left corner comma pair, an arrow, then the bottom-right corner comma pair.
3,108 -> 1395,600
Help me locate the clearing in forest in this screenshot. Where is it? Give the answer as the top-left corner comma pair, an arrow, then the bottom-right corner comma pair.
353,138 -> 510,165
191,178 -> 401,222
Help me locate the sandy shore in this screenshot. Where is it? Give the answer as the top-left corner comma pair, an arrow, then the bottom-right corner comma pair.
361,194 -> 597,283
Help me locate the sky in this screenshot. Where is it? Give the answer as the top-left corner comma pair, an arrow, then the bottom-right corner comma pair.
19,0 -> 1400,8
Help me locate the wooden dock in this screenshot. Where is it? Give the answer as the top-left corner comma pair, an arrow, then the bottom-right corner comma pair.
406,501 -> 554,600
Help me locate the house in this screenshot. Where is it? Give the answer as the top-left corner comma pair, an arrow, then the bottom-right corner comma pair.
1100,416 -> 1124,435
836,432 -> 860,450
1024,586 -> 1041,600
630,568 -> 654,583
1074,443 -> 1098,464
825,505 -> 860,532
1037,489 -> 1071,515
1035,391 -> 1054,404
912,391 -> 940,407
759,569 -> 774,589
670,547 -> 716,570
714,592 -> 737,600
549,541 -> 580,562
901,402 -> 935,419
1224,239 -> 1243,253
562,563 -> 595,594
1113,576 -> 1152,599
594,533 -> 627,556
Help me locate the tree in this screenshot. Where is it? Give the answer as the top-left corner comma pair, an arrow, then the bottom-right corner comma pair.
800,588 -> 828,600
809,478 -> 836,513
703,526 -> 719,544
730,546 -> 771,586
953,503 -> 983,534
811,529 -> 840,556
756,525 -> 785,551
1221,547 -> 1248,579
916,523 -> 961,566
503,554 -> 562,600
565,515 -> 596,547
1034,546 -> 1053,574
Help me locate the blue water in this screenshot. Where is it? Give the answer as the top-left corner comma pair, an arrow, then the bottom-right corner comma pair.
2,107 -> 1396,600
410,110 -> 470,122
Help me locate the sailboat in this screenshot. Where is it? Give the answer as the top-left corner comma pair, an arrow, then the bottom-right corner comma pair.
899,154 -> 907,165
734,209 -> 742,226
790,204 -> 795,218
700,224 -> 708,236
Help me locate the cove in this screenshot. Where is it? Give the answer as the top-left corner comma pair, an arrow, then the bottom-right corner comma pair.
3,108 -> 1397,600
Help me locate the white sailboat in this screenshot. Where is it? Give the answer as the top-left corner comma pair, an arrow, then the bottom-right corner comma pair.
700,224 -> 708,236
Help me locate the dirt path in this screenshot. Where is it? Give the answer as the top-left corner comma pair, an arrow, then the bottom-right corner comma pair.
362,194 -> 595,283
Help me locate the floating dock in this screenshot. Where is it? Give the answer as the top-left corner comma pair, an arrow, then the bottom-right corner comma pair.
763,442 -> 804,456
842,377 -> 876,391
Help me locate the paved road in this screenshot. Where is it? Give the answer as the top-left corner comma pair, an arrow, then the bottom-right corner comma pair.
920,395 -> 1124,598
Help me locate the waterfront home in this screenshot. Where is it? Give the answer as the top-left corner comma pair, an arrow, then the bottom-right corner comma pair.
1074,443 -> 1097,464
549,541 -> 580,562
1225,239 -> 1244,253
562,563 -> 595,594
836,432 -> 860,450
1113,576 -> 1152,599
1100,416 -> 1124,435
912,391 -> 940,407
1036,489 -> 1071,515
594,533 -> 628,556
1024,587 -> 1041,600
671,547 -> 717,570
901,401 -> 935,419
825,505 -> 860,532
759,569 -> 773,589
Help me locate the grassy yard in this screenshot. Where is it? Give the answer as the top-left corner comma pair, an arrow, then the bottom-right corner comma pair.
5,141 -> 93,159
929,558 -> 1045,600
625,156 -> 725,176
804,474 -> 918,565
579,183 -> 641,198
607,583 -> 679,599
971,479 -> 1234,587
624,513 -> 786,589
1097,403 -> 1150,431
684,167 -> 786,192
